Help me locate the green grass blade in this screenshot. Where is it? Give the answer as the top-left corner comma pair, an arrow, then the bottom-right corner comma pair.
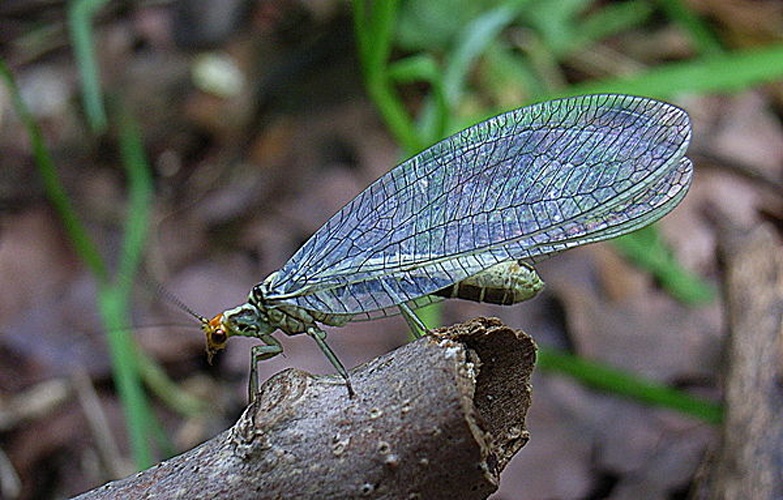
115,109 -> 197,444
657,0 -> 724,56
614,226 -> 715,305
115,110 -> 153,295
552,44 -> 783,98
97,287 -> 156,468
68,0 -> 110,134
576,1 -> 653,51
0,60 -> 108,281
136,352 -> 206,417
538,347 -> 723,424
96,108 -> 168,468
387,54 -> 448,144
387,53 -> 440,83
442,4 -> 522,108
351,0 -> 371,72
353,0 -> 422,153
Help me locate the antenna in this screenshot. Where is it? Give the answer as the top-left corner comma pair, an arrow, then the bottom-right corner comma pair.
156,283 -> 209,325
141,271 -> 208,325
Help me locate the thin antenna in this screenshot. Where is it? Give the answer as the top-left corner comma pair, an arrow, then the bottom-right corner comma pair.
156,282 -> 209,324
141,271 -> 208,325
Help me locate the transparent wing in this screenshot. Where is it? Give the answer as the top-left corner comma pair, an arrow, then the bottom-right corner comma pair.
267,94 -> 692,316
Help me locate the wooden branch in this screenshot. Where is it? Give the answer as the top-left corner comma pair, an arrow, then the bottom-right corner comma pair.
692,224 -> 783,499
74,317 -> 536,499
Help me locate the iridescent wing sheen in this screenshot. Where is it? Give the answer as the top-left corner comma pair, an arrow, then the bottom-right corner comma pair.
267,94 -> 692,318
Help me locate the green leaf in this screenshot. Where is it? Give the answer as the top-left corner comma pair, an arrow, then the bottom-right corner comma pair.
68,0 -> 110,133
539,347 -> 723,424
552,44 -> 783,98
614,227 -> 715,305
0,60 -> 107,281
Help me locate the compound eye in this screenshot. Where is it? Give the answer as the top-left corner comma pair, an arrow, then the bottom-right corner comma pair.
204,319 -> 229,364
209,329 -> 228,347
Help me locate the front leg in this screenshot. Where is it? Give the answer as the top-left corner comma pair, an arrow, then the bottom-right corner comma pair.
249,335 -> 283,401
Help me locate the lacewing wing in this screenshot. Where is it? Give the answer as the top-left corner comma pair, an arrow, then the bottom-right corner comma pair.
200,94 -> 693,396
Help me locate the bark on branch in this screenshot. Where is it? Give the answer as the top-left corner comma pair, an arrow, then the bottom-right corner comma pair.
74,317 -> 537,499
692,225 -> 783,499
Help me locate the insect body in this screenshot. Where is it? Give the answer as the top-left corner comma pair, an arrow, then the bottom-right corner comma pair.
202,94 -> 693,398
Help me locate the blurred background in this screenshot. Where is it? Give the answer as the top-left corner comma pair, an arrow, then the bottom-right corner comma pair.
1,0 -> 782,498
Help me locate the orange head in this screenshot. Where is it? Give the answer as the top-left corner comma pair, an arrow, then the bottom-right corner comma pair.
201,302 -> 269,363
202,313 -> 229,364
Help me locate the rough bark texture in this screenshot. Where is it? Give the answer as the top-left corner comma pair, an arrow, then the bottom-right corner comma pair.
692,224 -> 783,499
74,317 -> 536,499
